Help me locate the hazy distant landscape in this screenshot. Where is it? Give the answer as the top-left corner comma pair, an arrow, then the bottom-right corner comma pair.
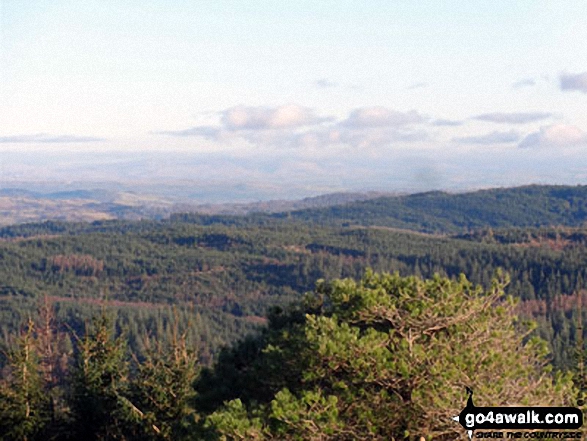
0,181 -> 391,225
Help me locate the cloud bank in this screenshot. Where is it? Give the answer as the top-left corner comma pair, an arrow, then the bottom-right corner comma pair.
519,124 -> 587,149
156,104 -> 585,154
220,105 -> 328,130
341,107 -> 425,128
560,72 -> 587,93
407,82 -> 428,90
159,105 -> 428,149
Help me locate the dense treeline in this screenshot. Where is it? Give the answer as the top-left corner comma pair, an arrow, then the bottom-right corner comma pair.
1,184 -> 587,369
1,217 -> 587,367
0,272 -> 584,440
270,184 -> 587,233
0,309 -> 201,440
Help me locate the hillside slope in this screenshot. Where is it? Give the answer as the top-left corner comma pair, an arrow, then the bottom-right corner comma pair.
278,185 -> 587,233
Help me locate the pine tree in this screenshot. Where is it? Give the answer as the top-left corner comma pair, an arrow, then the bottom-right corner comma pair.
128,318 -> 200,440
0,320 -> 50,441
69,314 -> 135,440
204,271 -> 576,441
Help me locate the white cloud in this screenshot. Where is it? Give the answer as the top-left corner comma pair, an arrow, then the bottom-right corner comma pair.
239,126 -> 429,150
338,127 -> 429,148
156,105 -> 430,150
560,72 -> 587,93
221,104 -> 328,130
519,124 -> 587,149
341,107 -> 425,128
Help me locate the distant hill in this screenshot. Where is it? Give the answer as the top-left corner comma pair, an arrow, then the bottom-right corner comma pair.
0,188 -> 172,225
275,185 -> 587,233
1,212 -> 587,370
0,188 -> 116,201
0,187 -> 388,225
4,184 -> 587,232
184,191 -> 390,215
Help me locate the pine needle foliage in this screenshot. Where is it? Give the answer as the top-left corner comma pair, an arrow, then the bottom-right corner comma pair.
205,271 -> 576,441
69,314 -> 134,440
0,321 -> 50,441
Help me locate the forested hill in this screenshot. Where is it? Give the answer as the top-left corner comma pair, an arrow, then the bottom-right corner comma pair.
4,184 -> 587,233
273,185 -> 587,233
2,184 -> 587,373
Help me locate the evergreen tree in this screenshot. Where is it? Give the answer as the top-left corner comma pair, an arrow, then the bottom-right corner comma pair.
69,315 -> 135,440
204,271 -> 576,440
128,327 -> 200,440
0,321 -> 50,441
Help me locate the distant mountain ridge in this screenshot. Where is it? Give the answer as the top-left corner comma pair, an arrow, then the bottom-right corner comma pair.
0,187 -> 389,225
0,188 -> 117,201
183,191 -> 391,215
3,184 -> 587,232
271,185 -> 587,234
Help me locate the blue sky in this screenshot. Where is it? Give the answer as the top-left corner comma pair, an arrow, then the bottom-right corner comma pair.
1,1 -> 587,198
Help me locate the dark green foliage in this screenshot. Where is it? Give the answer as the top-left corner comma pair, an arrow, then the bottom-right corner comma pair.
67,314 -> 204,440
0,309 -> 206,440
203,271 -> 576,440
0,183 -> 586,437
195,305 -> 309,414
1,211 -> 587,369
128,323 -> 200,440
69,315 -> 134,440
0,322 -> 51,441
277,185 -> 587,233
0,268 -> 583,439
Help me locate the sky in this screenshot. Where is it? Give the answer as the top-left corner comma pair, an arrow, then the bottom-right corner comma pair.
1,1 -> 587,199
